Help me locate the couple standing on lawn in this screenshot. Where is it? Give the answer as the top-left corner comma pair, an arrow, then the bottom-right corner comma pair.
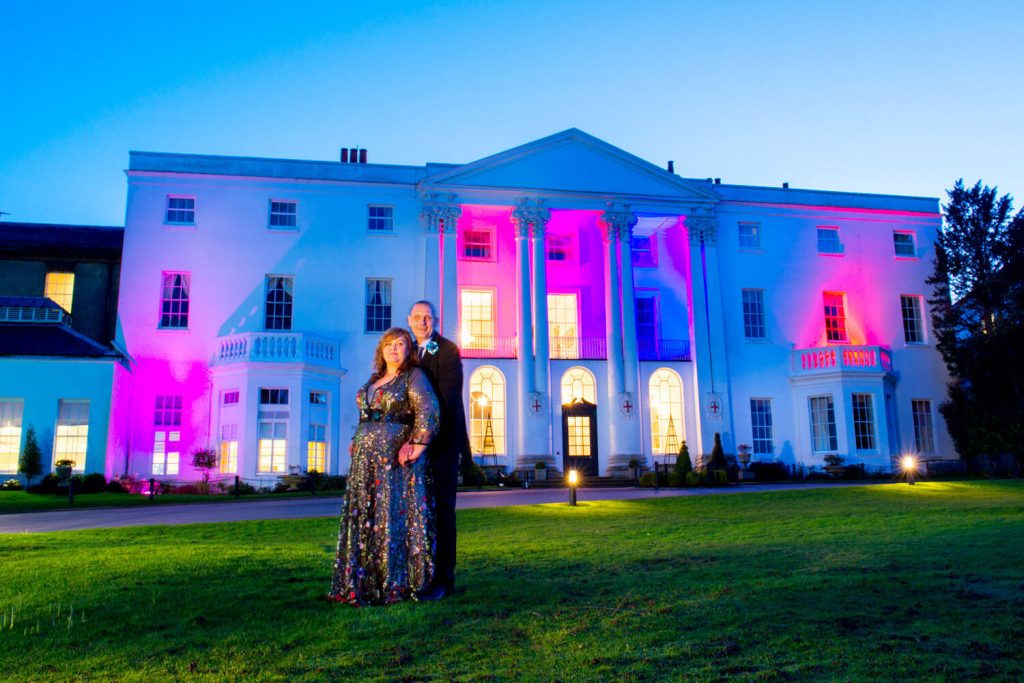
328,301 -> 469,606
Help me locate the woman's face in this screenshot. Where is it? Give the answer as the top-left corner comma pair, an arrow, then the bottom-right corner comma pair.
382,334 -> 409,366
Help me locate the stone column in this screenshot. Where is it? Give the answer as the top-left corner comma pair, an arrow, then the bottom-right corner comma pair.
603,205 -> 642,476
510,208 -> 536,471
420,193 -> 461,336
686,208 -> 733,465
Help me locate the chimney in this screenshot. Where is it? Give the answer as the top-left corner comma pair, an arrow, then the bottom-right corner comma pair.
667,161 -> 675,173
782,182 -> 789,189
714,178 -> 721,185
359,149 -> 367,164
340,148 -> 349,163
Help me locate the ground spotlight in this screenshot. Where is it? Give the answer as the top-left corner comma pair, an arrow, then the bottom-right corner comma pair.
567,468 -> 579,506
901,455 -> 918,485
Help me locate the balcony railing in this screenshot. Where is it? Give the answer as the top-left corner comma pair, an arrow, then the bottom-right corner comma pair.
213,332 -> 340,368
792,345 -> 893,377
550,337 -> 607,360
638,338 -> 692,362
461,336 -> 518,359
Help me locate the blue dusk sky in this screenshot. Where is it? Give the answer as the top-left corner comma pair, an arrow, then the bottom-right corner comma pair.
2,0 -> 1021,227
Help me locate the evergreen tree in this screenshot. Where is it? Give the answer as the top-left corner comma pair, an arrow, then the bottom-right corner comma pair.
18,426 -> 43,489
674,440 -> 693,477
928,180 -> 1024,466
706,433 -> 728,470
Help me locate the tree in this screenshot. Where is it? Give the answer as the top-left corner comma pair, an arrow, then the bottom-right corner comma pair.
706,433 -> 728,470
674,440 -> 693,478
928,180 -> 1024,467
191,448 -> 218,493
18,426 -> 43,489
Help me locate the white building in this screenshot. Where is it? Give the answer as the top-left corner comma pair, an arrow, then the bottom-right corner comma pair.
114,129 -> 954,484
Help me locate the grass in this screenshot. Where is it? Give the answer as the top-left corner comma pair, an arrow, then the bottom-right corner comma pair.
0,490 -> 343,515
1,481 -> 1022,681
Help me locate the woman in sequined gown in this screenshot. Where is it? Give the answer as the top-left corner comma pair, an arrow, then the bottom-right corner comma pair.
329,327 -> 440,606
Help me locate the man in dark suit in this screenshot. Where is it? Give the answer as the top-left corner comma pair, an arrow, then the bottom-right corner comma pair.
408,300 -> 469,600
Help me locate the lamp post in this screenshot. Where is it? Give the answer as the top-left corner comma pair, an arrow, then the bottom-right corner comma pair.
902,455 -> 918,485
567,468 -> 578,506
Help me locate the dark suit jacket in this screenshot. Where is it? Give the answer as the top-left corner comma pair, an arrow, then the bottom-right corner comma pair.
415,333 -> 470,464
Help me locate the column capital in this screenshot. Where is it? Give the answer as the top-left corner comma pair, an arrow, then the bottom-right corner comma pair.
686,208 -> 718,245
510,197 -> 551,239
600,203 -> 637,242
420,193 -> 462,234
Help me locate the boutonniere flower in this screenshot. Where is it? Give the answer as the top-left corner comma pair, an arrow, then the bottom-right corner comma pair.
425,340 -> 439,355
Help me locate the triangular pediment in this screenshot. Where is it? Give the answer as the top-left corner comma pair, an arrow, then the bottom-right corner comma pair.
422,129 -> 719,201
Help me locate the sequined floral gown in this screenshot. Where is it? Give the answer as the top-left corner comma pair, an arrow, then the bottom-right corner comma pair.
330,367 -> 440,605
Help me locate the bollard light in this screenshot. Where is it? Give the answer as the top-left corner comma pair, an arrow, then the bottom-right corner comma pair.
901,455 -> 918,485
567,468 -> 579,506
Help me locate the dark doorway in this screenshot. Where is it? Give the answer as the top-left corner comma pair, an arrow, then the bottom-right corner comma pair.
562,399 -> 599,477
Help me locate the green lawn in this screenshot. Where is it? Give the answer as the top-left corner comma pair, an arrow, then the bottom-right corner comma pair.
1,482 -> 1022,681
0,490 -> 343,515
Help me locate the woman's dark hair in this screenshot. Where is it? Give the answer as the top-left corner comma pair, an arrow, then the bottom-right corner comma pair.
369,327 -> 417,383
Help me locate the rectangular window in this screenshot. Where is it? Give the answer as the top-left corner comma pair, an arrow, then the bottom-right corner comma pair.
546,235 -> 572,261
912,399 -> 935,454
223,390 -> 240,405
54,400 -> 89,471
548,293 -> 579,359
0,400 -> 24,472
738,222 -> 761,249
893,231 -> 916,257
635,294 -> 658,341
566,415 -> 592,457
631,235 -> 657,267
461,289 -> 495,349
152,429 -> 181,476
310,391 -> 327,406
154,395 -> 182,426
308,423 -> 326,472
809,395 -> 838,452
264,276 -> 294,330
159,272 -> 190,329
817,227 -> 842,254
462,230 -> 493,260
165,196 -> 195,225
260,388 -> 289,405
750,399 -> 774,455
852,393 -> 876,450
44,272 -> 75,313
368,205 -> 394,233
742,288 -> 766,339
258,420 -> 288,473
364,278 -> 392,333
219,423 -> 238,474
269,200 -> 297,229
823,292 -> 848,342
901,295 -> 925,343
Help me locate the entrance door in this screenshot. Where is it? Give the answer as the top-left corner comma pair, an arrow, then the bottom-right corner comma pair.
562,399 -> 599,477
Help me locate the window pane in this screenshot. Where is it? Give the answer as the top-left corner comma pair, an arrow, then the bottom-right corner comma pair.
809,396 -> 838,452
44,272 -> 75,313
750,399 -> 774,454
901,295 -> 924,343
364,278 -> 393,333
817,228 -> 842,254
159,272 -> 190,329
742,289 -> 766,339
738,222 -> 761,249
548,293 -> 578,359
461,290 -> 495,349
893,232 -> 916,256
823,292 -> 848,342
912,399 -> 935,453
265,276 -> 294,330
852,393 -> 876,450
368,205 -> 394,232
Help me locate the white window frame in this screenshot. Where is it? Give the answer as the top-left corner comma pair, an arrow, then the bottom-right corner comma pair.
367,205 -> 394,233
461,229 -> 494,261
219,423 -> 238,474
268,200 -> 298,230
54,400 -> 89,472
738,222 -> 762,250
852,393 -> 877,451
159,272 -> 191,330
165,195 -> 195,226
809,395 -> 838,453
893,231 -> 916,258
0,400 -> 25,473
264,275 -> 294,331
364,278 -> 393,333
44,272 -> 75,314
911,399 -> 936,454
742,288 -> 766,339
461,288 -> 496,349
823,291 -> 849,343
750,398 -> 774,455
816,227 -> 843,254
546,234 -> 573,261
631,235 -> 657,267
469,366 -> 507,458
548,292 -> 580,360
901,295 -> 926,344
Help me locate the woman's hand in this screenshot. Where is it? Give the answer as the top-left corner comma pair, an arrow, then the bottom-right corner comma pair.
398,443 -> 427,466
348,440 -> 355,456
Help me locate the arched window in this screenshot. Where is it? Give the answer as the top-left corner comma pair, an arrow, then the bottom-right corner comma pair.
649,368 -> 684,456
560,366 -> 597,405
469,366 -> 506,458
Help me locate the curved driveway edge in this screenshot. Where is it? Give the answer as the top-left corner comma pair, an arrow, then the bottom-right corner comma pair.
0,482 -> 887,534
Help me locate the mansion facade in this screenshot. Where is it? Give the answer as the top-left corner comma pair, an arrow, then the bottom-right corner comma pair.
2,128 -> 955,484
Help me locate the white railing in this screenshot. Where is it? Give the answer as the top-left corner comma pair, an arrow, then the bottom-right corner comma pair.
213,332 -> 340,368
0,306 -> 66,323
792,345 -> 893,376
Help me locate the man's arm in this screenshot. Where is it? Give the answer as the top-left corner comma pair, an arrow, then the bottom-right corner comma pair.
437,340 -> 464,414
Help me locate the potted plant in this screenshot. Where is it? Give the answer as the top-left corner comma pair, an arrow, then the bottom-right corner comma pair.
54,459 -> 75,484
737,444 -> 752,469
282,465 -> 308,491
823,454 -> 847,477
534,461 -> 547,482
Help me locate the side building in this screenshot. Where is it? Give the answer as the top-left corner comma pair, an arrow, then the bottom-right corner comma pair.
0,222 -> 129,481
114,129 -> 955,485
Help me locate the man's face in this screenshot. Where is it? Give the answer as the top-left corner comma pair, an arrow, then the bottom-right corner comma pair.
408,303 -> 434,343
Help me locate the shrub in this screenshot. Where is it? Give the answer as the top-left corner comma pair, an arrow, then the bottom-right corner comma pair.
172,484 -> 204,495
666,471 -> 683,487
749,461 -> 789,482
534,461 -> 546,470
461,460 -> 488,486
105,478 -> 129,494
674,441 -> 693,479
823,454 -> 845,468
18,426 -> 43,490
28,473 -> 61,494
685,471 -> 703,487
639,472 -> 658,487
317,475 -> 347,492
273,482 -> 291,493
1,478 -> 23,491
82,473 -> 107,494
705,433 -> 728,471
714,470 -> 728,485
223,480 -> 257,496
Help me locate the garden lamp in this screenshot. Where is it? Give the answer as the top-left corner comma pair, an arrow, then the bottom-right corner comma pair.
901,455 -> 918,485
567,468 -> 578,506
